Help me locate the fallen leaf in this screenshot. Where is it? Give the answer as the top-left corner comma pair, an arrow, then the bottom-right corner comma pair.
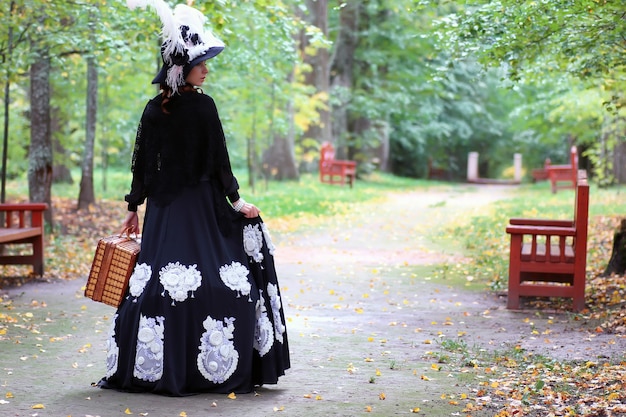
227,392 -> 236,400
125,407 -> 132,414
31,404 -> 45,409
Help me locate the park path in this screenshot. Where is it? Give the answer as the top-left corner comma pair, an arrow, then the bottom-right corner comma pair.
1,183 -> 624,417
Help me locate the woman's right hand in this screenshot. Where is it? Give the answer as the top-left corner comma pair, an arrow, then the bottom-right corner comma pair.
122,211 -> 139,235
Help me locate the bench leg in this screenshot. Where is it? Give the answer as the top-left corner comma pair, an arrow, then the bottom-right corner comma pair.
507,249 -> 521,310
33,236 -> 44,276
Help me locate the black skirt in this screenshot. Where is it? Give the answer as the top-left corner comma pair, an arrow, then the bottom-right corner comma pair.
98,180 -> 290,396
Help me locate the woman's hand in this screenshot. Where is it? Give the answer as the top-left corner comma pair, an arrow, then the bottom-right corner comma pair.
234,200 -> 260,218
122,211 -> 140,235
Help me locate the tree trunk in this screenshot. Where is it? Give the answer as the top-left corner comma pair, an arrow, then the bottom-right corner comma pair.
28,44 -> 53,226
330,0 -> 359,153
51,108 -> 73,184
614,141 -> 626,184
603,219 -> 626,276
78,16 -> 98,210
299,0 -> 330,165
1,1 -> 16,204
261,73 -> 299,181
78,55 -> 97,209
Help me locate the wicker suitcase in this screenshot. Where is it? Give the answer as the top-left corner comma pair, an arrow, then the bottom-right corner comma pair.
85,234 -> 141,307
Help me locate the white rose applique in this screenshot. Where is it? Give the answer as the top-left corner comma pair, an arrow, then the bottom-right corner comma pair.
159,262 -> 202,305
243,224 -> 264,263
128,263 -> 152,301
133,314 -> 165,382
261,222 -> 276,256
197,316 -> 239,383
219,261 -> 251,300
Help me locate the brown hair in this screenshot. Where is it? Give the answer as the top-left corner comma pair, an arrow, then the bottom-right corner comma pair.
159,84 -> 199,114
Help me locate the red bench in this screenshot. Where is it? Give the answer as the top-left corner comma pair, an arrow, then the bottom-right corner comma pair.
530,158 -> 551,182
319,142 -> 356,187
427,158 -> 449,180
547,146 -> 578,193
506,170 -> 589,312
0,203 -> 48,276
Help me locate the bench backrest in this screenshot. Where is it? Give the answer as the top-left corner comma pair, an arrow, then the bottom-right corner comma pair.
0,203 -> 47,228
320,142 -> 336,170
574,169 -> 589,257
570,146 -> 579,170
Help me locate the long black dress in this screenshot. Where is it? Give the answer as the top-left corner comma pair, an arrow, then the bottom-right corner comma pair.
97,89 -> 290,396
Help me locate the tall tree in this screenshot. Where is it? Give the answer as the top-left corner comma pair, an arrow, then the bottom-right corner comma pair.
28,40 -> 53,224
330,0 -> 359,157
77,6 -> 98,210
299,0 -> 331,151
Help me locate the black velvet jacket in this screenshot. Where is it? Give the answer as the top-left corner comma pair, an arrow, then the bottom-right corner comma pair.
125,90 -> 240,212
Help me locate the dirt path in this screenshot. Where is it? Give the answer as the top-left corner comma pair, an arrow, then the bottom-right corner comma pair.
1,184 -> 624,417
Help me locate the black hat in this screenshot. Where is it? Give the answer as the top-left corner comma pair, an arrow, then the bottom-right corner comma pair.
127,1 -> 225,94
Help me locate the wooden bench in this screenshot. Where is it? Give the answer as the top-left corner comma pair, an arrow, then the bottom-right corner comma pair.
0,203 -> 48,276
427,158 -> 449,180
547,146 -> 578,193
319,142 -> 357,187
530,158 -> 551,182
506,170 -> 589,312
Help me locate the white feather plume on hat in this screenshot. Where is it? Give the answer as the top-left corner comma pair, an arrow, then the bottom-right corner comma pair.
126,0 -> 225,94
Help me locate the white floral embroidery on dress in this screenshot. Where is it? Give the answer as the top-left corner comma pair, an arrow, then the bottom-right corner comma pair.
253,290 -> 274,357
261,222 -> 276,256
105,314 -> 119,378
267,283 -> 286,344
128,263 -> 152,301
159,262 -> 202,305
219,261 -> 251,299
197,316 -> 239,383
243,224 -> 264,262
133,315 -> 165,382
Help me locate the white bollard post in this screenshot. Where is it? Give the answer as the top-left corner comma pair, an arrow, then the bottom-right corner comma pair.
514,153 -> 522,183
467,152 -> 479,182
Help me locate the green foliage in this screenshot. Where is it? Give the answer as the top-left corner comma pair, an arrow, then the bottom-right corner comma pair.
427,0 -> 626,184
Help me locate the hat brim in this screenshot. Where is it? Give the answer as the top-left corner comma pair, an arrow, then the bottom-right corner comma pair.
151,46 -> 225,85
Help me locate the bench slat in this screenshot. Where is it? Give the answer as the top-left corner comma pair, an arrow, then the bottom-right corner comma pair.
0,228 -> 42,243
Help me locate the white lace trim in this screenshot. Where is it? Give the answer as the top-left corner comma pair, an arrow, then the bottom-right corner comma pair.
197,316 -> 239,383
261,222 -> 276,256
267,283 -> 286,344
129,263 -> 152,300
219,261 -> 251,299
105,314 -> 119,378
133,315 -> 165,382
159,262 -> 202,305
243,224 -> 264,263
253,290 -> 274,357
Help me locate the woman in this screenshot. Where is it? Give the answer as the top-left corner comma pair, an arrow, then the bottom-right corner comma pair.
97,1 -> 290,396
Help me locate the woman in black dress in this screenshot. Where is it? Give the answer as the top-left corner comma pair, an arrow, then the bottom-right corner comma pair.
97,0 -> 290,396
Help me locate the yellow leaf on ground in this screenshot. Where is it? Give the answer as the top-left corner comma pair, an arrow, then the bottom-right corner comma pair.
125,407 -> 132,414
179,412 -> 187,417
31,404 -> 45,409
227,392 -> 236,399
379,393 -> 386,400
365,405 -> 372,412
5,392 -> 13,398
411,407 -> 421,413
